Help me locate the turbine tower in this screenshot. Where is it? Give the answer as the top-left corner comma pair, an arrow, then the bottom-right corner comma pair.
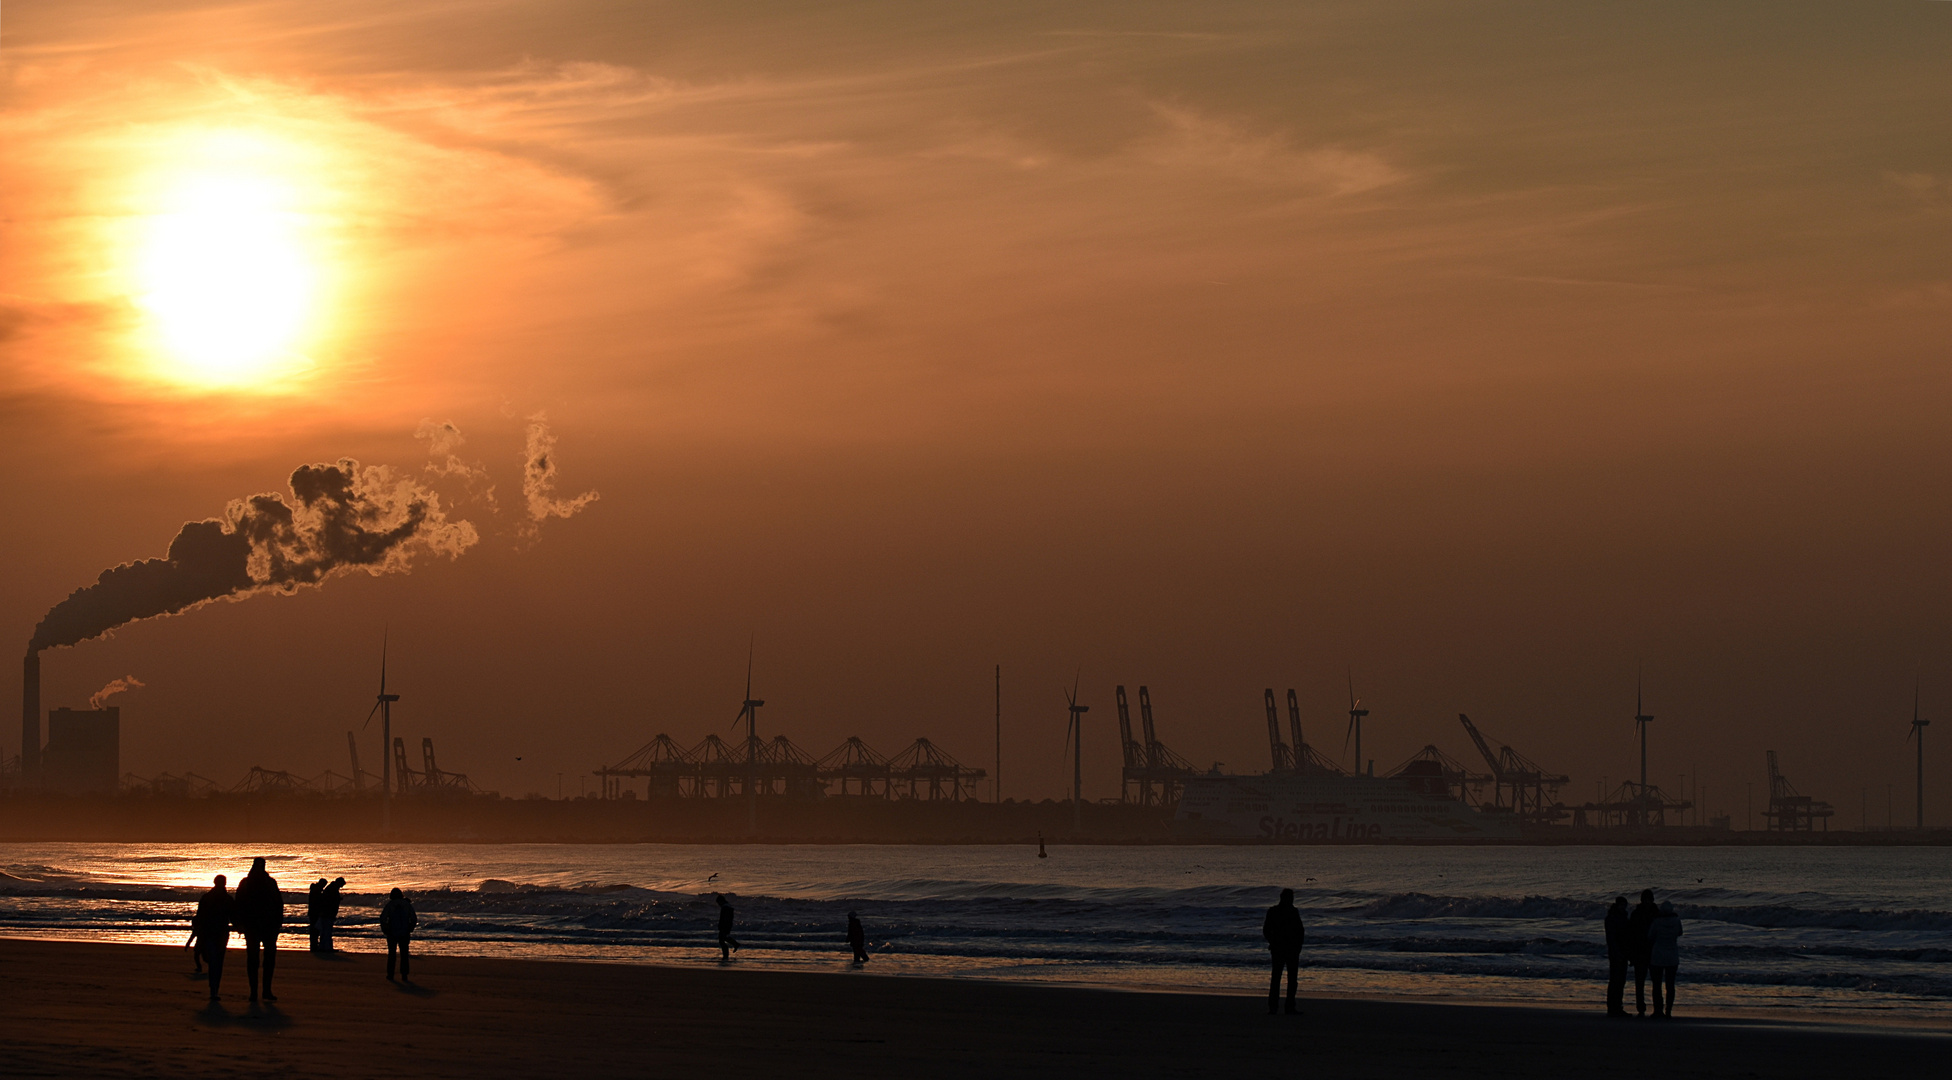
1910,685 -> 1929,830
1635,676 -> 1654,797
361,633 -> 400,830
1064,677 -> 1088,832
1345,675 -> 1369,777
732,646 -> 764,835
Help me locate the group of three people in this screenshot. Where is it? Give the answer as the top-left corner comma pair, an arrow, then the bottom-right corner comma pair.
189,858 -> 422,1003
1606,889 -> 1686,1018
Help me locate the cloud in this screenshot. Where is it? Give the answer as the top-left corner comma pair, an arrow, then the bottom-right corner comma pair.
521,412 -> 599,533
1143,104 -> 1405,196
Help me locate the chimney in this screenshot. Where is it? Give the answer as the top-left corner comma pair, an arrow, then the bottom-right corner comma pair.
22,650 -> 41,777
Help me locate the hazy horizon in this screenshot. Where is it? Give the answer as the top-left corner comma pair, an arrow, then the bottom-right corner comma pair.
3,2 -> 1949,821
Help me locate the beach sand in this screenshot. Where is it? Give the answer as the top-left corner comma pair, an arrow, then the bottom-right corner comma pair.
1,939 -> 1942,1078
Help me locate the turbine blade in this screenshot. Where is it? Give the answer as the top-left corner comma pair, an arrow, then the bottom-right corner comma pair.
361,700 -> 382,731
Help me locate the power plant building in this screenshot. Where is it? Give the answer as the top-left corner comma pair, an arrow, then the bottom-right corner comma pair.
43,706 -> 119,794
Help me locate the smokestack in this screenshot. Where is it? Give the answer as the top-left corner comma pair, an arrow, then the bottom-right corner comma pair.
21,650 -> 40,777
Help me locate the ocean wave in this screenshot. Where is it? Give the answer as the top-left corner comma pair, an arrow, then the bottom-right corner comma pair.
1341,892 -> 1952,933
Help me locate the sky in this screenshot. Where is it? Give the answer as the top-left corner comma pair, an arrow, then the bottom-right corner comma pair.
2,1 -> 1949,820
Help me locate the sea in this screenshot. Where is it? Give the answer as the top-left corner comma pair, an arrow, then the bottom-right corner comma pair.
1,843 -> 1947,1023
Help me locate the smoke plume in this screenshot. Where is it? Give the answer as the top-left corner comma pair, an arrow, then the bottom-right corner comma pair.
522,412 -> 599,532
88,676 -> 145,709
29,459 -> 478,653
416,418 -> 496,504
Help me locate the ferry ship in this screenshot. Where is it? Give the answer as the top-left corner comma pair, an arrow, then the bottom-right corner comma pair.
1171,759 -> 1521,842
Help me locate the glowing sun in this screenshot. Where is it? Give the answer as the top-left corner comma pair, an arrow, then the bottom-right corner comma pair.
132,139 -> 321,387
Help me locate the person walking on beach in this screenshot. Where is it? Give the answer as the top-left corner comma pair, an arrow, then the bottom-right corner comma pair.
1646,901 -> 1684,1018
715,893 -> 740,960
1603,896 -> 1630,1016
1263,887 -> 1306,1016
380,887 -> 418,981
307,878 -> 326,953
232,856 -> 284,1004
320,876 -> 346,953
192,874 -> 232,1001
847,911 -> 869,965
1627,889 -> 1659,1017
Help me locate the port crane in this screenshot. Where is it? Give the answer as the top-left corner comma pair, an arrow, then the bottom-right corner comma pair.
1763,750 -> 1833,831
1457,714 -> 1570,826
1117,685 -> 1194,805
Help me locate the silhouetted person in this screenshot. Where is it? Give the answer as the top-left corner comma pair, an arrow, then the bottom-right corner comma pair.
192,874 -> 232,1001
1646,901 -> 1684,1018
1263,887 -> 1305,1015
307,878 -> 326,953
381,887 -> 417,981
1603,896 -> 1630,1016
847,911 -> 868,964
320,877 -> 346,953
232,856 -> 284,1004
1627,889 -> 1659,1017
715,893 -> 740,960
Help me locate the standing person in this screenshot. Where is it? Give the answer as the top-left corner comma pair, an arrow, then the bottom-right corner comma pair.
192,874 -> 232,1002
307,878 -> 326,953
1603,896 -> 1631,1016
1646,901 -> 1685,1018
846,911 -> 869,965
320,877 -> 346,954
1262,887 -> 1306,1016
232,857 -> 284,1004
1627,889 -> 1659,1017
715,893 -> 740,960
380,887 -> 418,981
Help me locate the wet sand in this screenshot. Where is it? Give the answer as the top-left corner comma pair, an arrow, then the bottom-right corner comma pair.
1,939 -> 1942,1078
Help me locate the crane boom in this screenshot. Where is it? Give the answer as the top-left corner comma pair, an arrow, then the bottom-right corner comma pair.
1264,689 -> 1294,772
1458,713 -> 1503,778
1115,686 -> 1142,769
1138,686 -> 1159,769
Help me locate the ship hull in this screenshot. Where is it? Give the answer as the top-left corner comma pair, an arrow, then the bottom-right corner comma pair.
1172,772 -> 1520,842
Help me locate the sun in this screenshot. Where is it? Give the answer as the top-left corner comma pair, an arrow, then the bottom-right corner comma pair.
130,135 -> 323,388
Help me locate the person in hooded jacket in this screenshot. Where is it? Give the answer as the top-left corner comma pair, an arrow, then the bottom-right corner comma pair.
192,874 -> 233,1001
1262,888 -> 1306,1015
380,887 -> 418,981
1626,889 -> 1659,1016
1603,896 -> 1630,1016
231,857 -> 284,1004
1646,901 -> 1685,1018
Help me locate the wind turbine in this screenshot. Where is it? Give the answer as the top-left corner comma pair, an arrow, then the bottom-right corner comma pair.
361,632 -> 400,831
1344,675 -> 1369,777
729,644 -> 764,835
1910,683 -> 1929,830
1063,676 -> 1088,833
1635,674 -> 1654,803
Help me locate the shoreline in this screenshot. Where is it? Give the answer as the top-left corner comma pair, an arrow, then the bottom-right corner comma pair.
2,940 -> 1944,1078
4,795 -> 1946,845
4,930 -> 1947,1034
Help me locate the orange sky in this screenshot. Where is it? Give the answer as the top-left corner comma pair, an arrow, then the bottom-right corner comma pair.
2,1 -> 1949,818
